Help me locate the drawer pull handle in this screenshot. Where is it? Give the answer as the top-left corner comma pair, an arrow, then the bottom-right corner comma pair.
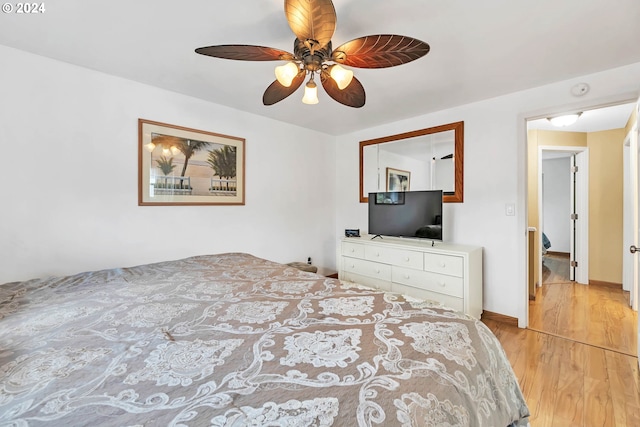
350,248 -> 355,253
439,262 -> 446,268
404,274 -> 410,279
375,269 -> 380,274
439,282 -> 446,287
350,264 -> 355,268
405,257 -> 410,262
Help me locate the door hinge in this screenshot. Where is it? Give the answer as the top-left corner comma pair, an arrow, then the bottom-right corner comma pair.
571,165 -> 578,173
570,213 -> 578,220
570,260 -> 578,267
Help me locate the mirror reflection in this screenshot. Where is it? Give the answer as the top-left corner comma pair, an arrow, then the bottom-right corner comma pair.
359,121 -> 464,203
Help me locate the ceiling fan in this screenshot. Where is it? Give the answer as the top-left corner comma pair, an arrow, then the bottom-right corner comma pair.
195,0 -> 430,108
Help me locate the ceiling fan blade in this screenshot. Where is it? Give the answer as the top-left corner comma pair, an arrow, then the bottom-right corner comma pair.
285,0 -> 336,49
320,71 -> 365,108
263,71 -> 306,105
195,45 -> 295,61
331,35 -> 430,68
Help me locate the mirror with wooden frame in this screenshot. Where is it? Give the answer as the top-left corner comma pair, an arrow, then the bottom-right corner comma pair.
359,121 -> 464,203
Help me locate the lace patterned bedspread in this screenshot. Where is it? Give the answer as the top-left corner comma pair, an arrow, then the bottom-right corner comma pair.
0,253 -> 529,426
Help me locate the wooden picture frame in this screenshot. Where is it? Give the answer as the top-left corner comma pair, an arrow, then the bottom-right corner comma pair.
138,119 -> 245,206
386,167 -> 411,192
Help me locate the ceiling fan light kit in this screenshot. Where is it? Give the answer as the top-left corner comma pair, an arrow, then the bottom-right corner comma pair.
275,61 -> 300,87
302,76 -> 319,104
195,0 -> 430,108
329,64 -> 354,90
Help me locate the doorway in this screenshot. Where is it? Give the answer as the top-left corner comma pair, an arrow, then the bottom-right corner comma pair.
525,101 -> 638,355
538,147 -> 588,286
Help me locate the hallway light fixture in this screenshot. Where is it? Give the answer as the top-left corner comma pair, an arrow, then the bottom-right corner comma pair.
547,112 -> 582,127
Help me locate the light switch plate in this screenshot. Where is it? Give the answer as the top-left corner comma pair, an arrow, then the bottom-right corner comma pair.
505,203 -> 515,216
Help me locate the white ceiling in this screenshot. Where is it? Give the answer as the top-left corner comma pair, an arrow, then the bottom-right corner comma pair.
1,0 -> 639,135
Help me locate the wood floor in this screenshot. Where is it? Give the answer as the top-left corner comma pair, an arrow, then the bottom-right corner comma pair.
530,253 -> 637,356
482,253 -> 640,426
484,319 -> 640,427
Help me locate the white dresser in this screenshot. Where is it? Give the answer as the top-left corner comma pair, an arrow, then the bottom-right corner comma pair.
338,236 -> 483,319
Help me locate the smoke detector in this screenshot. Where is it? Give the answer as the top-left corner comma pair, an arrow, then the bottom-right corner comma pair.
571,83 -> 590,97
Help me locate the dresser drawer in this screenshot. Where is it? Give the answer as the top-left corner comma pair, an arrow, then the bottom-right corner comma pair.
342,257 -> 392,281
393,282 -> 464,313
341,271 -> 392,292
392,266 -> 463,298
365,246 -> 423,270
424,253 -> 463,277
342,241 -> 365,259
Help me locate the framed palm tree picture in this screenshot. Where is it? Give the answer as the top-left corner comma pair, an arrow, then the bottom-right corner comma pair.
138,119 -> 245,206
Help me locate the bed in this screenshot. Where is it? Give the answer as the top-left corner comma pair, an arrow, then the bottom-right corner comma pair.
0,253 -> 529,426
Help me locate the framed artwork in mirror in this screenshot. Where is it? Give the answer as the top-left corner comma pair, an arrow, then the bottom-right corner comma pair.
386,167 -> 411,191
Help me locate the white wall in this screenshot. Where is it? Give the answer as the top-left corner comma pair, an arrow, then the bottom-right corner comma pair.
542,157 -> 571,253
0,45 -> 337,284
336,61 -> 640,324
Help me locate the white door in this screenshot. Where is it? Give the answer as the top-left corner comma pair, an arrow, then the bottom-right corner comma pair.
573,150 -> 589,285
629,102 -> 640,312
623,140 -> 633,299
634,99 -> 640,365
570,154 -> 577,281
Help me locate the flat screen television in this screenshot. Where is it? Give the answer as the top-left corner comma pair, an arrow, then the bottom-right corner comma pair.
368,190 -> 443,241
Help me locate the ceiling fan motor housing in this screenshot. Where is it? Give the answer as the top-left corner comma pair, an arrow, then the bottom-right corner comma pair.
295,38 -> 332,72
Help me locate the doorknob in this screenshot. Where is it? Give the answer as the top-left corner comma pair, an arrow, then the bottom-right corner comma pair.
631,245 -> 638,254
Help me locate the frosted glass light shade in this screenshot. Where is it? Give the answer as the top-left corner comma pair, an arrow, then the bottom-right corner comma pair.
162,147 -> 171,157
274,62 -> 299,87
144,142 -> 156,152
170,146 -> 180,155
329,64 -> 354,90
548,113 -> 582,127
302,80 -> 319,104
